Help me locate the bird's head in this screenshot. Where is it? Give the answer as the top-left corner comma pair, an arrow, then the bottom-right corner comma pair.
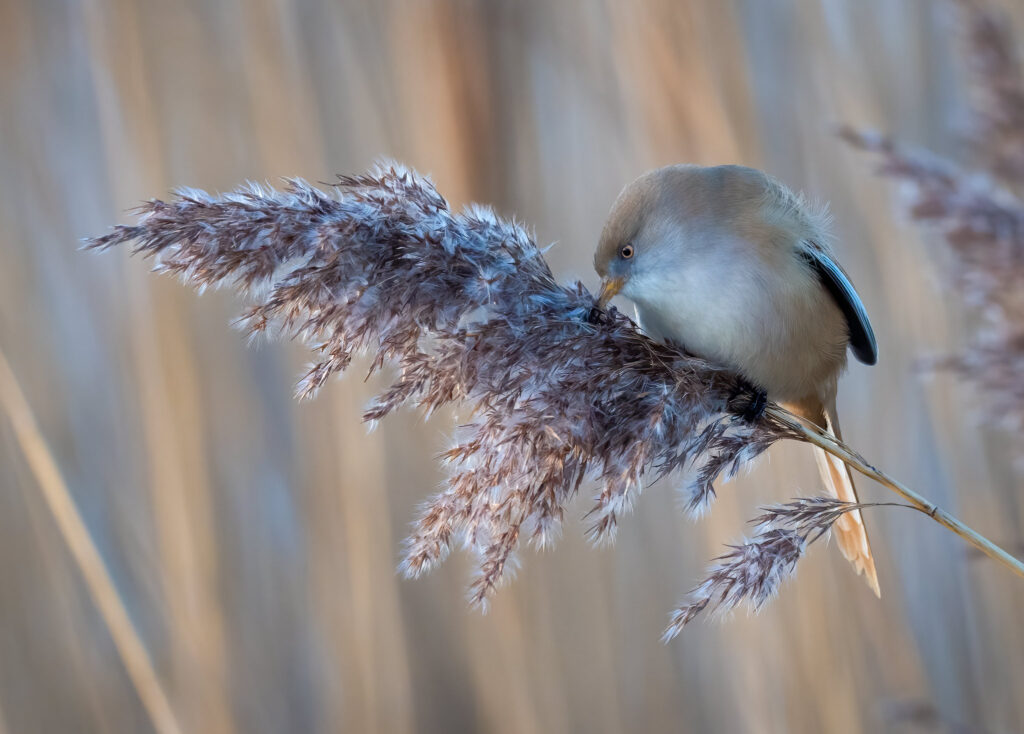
594,166 -> 694,309
594,164 -> 764,309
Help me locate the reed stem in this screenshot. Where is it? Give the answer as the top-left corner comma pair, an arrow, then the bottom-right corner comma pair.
766,404 -> 1024,580
0,348 -> 182,734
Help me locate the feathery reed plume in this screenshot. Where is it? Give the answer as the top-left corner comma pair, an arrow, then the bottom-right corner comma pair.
87,166 -> 796,608
956,0 -> 1024,185
665,497 -> 882,639
841,1 -> 1024,431
88,164 -> 1024,631
840,135 -> 1024,432
665,530 -> 806,637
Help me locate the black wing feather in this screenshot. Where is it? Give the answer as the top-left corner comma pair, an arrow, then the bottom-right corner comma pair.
800,244 -> 878,366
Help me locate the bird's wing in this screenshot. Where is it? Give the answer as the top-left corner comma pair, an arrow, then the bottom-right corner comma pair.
799,242 -> 878,365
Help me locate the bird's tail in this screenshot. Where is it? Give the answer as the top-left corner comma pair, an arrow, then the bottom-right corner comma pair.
788,397 -> 881,597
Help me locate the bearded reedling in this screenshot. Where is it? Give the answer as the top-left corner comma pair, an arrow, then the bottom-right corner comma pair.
595,164 -> 881,595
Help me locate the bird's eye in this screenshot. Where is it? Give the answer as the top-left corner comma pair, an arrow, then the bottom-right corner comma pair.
619,244 -> 634,259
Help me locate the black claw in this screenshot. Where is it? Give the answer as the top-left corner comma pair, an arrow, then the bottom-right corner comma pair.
745,388 -> 768,422
585,304 -> 614,325
729,381 -> 768,423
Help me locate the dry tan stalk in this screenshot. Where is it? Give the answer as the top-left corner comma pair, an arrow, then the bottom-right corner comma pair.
766,404 -> 1024,579
0,348 -> 183,734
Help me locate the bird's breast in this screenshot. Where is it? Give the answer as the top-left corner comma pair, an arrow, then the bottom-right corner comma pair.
629,245 -> 848,402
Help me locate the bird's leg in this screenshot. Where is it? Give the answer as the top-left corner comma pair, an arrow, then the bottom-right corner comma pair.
728,379 -> 768,423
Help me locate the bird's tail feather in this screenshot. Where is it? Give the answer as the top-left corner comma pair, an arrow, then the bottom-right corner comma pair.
791,398 -> 880,597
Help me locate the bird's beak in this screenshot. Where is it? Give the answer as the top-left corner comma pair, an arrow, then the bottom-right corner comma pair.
597,276 -> 624,309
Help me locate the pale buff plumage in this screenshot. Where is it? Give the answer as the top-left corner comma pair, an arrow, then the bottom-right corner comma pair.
595,164 -> 880,596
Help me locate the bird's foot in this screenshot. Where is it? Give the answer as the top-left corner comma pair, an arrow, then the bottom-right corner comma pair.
585,304 -> 614,326
729,381 -> 768,424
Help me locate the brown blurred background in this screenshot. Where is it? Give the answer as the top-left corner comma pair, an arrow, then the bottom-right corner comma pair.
1,0 -> 1023,732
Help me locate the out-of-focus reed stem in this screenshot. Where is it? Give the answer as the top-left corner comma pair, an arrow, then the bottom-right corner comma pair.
767,404 -> 1024,579
0,348 -> 182,734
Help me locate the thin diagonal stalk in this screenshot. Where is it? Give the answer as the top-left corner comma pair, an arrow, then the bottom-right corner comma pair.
766,404 -> 1024,579
0,348 -> 182,734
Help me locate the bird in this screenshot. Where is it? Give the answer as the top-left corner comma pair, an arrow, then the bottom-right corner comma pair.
594,164 -> 880,596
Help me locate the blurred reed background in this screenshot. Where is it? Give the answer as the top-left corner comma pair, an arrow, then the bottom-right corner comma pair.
1,0 -> 1022,732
